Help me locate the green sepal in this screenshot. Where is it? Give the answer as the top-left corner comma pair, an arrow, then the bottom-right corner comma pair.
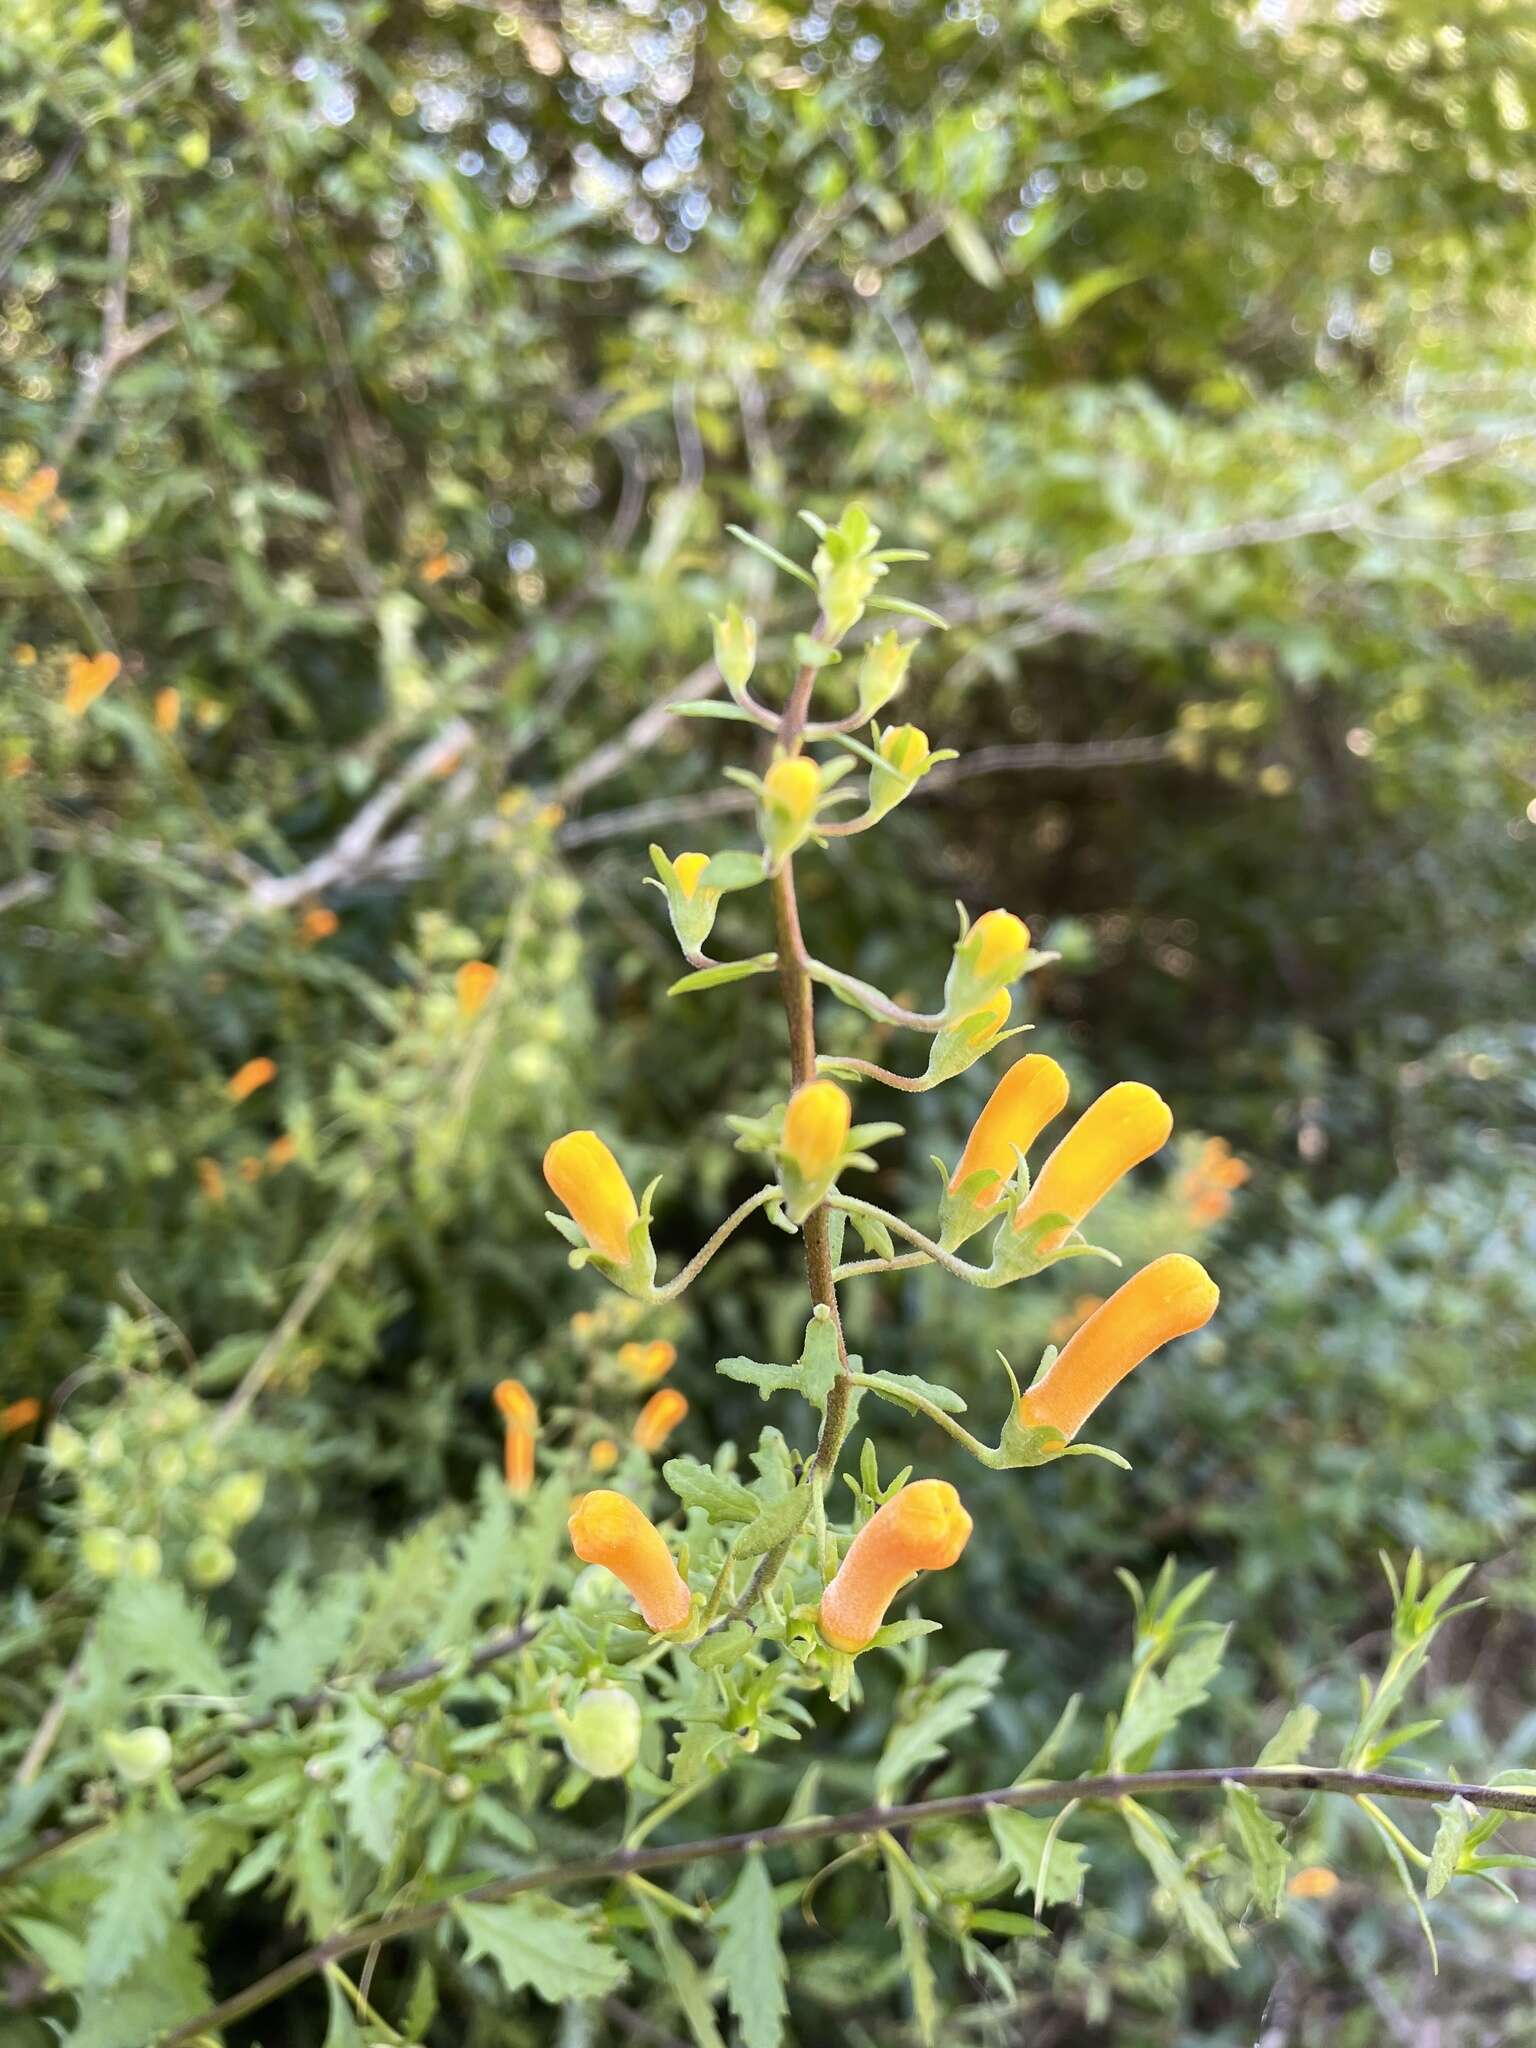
700,850 -> 766,892
793,634 -> 842,670
983,1210 -> 1120,1288
648,843 -> 720,956
937,1160 -> 1014,1250
668,953 -> 778,996
689,1623 -> 757,1670
566,1177 -> 662,1301
923,1012 -> 1028,1088
867,1617 -> 943,1649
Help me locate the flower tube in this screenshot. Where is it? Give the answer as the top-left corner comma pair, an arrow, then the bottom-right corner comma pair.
493,1379 -> 538,1495
1012,1081 -> 1172,1253
568,1489 -> 692,1632
633,1388 -> 688,1455
1017,1254 -> 1218,1440
818,1479 -> 973,1654
543,1131 -> 640,1264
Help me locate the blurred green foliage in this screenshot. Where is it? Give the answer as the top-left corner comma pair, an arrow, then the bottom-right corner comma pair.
3,0 -> 1535,2042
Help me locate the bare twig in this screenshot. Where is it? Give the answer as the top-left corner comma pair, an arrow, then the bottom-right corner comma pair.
160,1764 -> 1536,2046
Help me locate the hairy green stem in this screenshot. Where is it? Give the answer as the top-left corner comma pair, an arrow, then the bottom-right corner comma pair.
652,1185 -> 777,1301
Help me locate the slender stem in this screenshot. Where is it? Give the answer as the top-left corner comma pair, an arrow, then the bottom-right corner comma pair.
160,1764 -> 1536,2045
829,1195 -> 992,1286
652,1185 -> 776,1302
847,1373 -> 995,1465
805,959 -> 944,1033
816,1054 -> 937,1094
1356,1793 -> 1434,1870
834,1251 -> 933,1283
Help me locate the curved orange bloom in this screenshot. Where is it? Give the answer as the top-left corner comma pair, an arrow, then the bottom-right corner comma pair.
672,852 -> 711,900
1017,1253 -> 1218,1440
2,1398 -> 41,1436
819,1480 -> 973,1654
633,1388 -> 688,1454
589,1438 -> 620,1474
456,960 -> 497,1019
227,1057 -> 277,1103
300,905 -> 338,943
950,1054 -> 1070,1203
493,1378 -> 539,1494
968,908 -> 1030,983
782,1079 -> 851,1179
568,1489 -> 691,1632
153,687 -> 182,735
266,1134 -> 298,1171
1013,1081 -> 1172,1252
543,1131 -> 639,1263
617,1339 -> 676,1385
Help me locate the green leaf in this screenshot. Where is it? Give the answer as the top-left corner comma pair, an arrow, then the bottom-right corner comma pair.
944,209 -> 1003,289
1256,1704 -> 1319,1767
734,1487 -> 813,1559
796,1309 -> 842,1410
329,1697 -> 406,1863
725,524 -> 817,589
669,953 -> 778,996
878,1649 -> 1005,1800
1112,1627 -> 1229,1770
1363,1803 -> 1438,1971
716,1355 -> 800,1400
81,1811 -> 183,1989
859,1369 -> 968,1416
882,1841 -> 939,2047
669,700 -> 768,723
690,1622 -> 757,1670
1223,1781 -> 1288,1915
67,1925 -> 212,2048
635,1889 -> 726,2048
714,1851 -> 788,2048
988,1806 -> 1089,1909
664,1456 -> 759,1524
1427,1795 -> 1476,1898
244,1572 -> 364,1708
456,1896 -> 628,2004
700,849 -> 767,892
1121,1799 -> 1237,1970
1034,263 -> 1140,333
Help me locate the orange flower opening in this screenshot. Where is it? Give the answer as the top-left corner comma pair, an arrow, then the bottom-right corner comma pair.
633,1388 -> 688,1454
456,960 -> 498,1019
589,1438 -> 620,1474
672,852 -> 711,901
1013,1081 -> 1172,1252
1018,1253 -> 1218,1441
2,1398 -> 42,1437
300,905 -> 339,944
568,1489 -> 691,1632
153,687 -> 182,735
950,1054 -> 1070,1203
493,1379 -> 539,1495
617,1339 -> 676,1385
543,1131 -> 640,1263
818,1479 -> 973,1654
227,1056 -> 278,1104
782,1079 -> 851,1180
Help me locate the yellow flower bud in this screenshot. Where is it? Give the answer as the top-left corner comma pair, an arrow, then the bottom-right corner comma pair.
633,1388 -> 688,1454
1017,1254 -> 1218,1440
760,754 -> 822,862
568,1489 -> 692,1633
969,910 -> 1030,984
1013,1082 -> 1172,1252
781,1079 -> 851,1180
880,724 -> 928,776
672,853 -> 710,901
819,1480 -> 973,1654
950,1055 -> 1070,1204
712,603 -> 758,693
102,1726 -> 173,1785
543,1131 -> 640,1263
856,629 -> 914,718
186,1535 -> 237,1588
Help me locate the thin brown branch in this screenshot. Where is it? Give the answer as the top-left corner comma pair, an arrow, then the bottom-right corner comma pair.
159,1764 -> 1536,2046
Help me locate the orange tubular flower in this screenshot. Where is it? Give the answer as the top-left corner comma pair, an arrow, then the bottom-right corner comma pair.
62,651 -> 121,717
1017,1253 -> 1218,1441
543,1131 -> 639,1263
568,1489 -> 691,1632
818,1480 -> 973,1654
617,1339 -> 676,1385
782,1079 -> 851,1180
589,1437 -> 620,1474
227,1057 -> 278,1104
950,1054 -> 1071,1204
2,1398 -> 42,1437
153,687 -> 182,735
1012,1081 -> 1172,1252
633,1388 -> 688,1454
493,1378 -> 539,1493
456,960 -> 497,1019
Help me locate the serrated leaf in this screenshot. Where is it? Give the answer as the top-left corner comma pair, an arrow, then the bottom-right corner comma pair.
244,1572 -> 364,1709
82,1811 -> 182,1989
1112,1627 -> 1229,1771
988,1807 -> 1089,1909
664,1456 -> 759,1524
1121,1799 -> 1237,1970
82,1576 -> 230,1718
714,1851 -> 788,2048
66,1924 -> 211,2048
882,1842 -> 939,2047
691,1622 -> 757,1669
796,1311 -> 842,1410
1427,1795 -> 1476,1898
436,1464 -> 518,1644
671,1721 -> 734,1787
859,1369 -> 967,1416
944,209 -> 1003,289
288,1788 -> 344,1936
734,1487 -> 812,1559
329,1697 -> 406,1863
877,1649 -> 1005,1800
457,1896 -> 628,2003
1223,1781 -> 1288,1915
635,1889 -> 726,2048
669,953 -> 778,996
1257,1704 -> 1318,1768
